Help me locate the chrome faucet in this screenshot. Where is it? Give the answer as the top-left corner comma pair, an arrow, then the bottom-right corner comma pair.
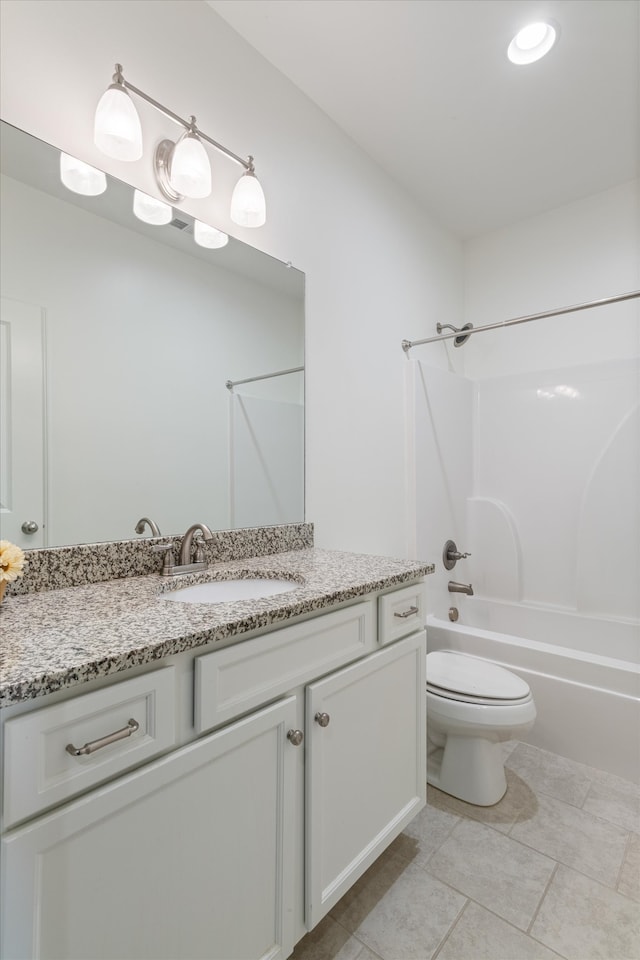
153,523 -> 214,577
448,581 -> 474,596
135,517 -> 161,537
179,523 -> 214,567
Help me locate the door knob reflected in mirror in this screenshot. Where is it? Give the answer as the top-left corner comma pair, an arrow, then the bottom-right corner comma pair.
21,520 -> 39,534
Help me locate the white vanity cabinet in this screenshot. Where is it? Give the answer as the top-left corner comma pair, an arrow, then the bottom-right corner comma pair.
2,695 -> 298,960
305,631 -> 426,928
1,582 -> 426,960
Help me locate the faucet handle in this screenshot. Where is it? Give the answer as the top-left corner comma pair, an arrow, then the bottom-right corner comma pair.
193,533 -> 209,563
443,539 -> 471,570
151,542 -> 175,574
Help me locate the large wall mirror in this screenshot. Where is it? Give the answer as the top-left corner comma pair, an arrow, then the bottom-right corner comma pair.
0,121 -> 305,551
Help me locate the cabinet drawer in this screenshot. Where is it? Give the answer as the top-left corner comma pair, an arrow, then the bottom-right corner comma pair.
195,601 -> 375,734
378,582 -> 426,645
3,667 -> 176,829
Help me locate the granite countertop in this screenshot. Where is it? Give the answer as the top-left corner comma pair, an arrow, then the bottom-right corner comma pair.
0,549 -> 434,708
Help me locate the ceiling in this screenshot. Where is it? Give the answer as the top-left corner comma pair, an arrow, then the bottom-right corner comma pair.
206,0 -> 639,239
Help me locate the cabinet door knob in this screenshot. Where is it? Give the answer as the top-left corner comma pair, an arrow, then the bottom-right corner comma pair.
287,729 -> 304,746
314,712 -> 331,728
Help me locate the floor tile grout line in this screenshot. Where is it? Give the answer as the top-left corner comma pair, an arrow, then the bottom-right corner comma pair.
579,775 -> 596,810
429,896 -> 470,960
507,821 -> 630,891
501,763 -> 592,809
330,915 -> 385,959
409,859 -> 571,958
424,784 -> 637,899
526,860 -> 560,936
510,741 -> 639,792
434,890 -> 570,960
614,830 -> 637,895
418,858 -> 543,935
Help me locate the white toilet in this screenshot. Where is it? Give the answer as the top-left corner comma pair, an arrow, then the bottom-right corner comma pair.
426,650 -> 536,806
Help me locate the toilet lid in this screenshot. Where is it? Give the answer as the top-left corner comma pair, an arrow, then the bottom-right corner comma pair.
427,651 -> 530,701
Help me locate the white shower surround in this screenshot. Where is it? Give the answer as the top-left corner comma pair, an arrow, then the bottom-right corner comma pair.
407,179 -> 640,782
409,352 -> 640,781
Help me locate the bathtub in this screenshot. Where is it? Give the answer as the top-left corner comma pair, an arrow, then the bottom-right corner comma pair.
427,599 -> 640,783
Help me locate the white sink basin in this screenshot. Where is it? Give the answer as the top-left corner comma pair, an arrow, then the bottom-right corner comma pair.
160,577 -> 299,604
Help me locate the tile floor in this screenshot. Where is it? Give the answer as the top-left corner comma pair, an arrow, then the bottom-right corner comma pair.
292,742 -> 640,960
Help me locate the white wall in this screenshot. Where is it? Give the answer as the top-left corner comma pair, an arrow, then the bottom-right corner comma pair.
0,0 -> 463,558
463,180 -> 640,379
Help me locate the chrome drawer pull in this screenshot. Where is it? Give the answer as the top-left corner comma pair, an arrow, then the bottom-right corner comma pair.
66,718 -> 139,757
394,606 -> 419,619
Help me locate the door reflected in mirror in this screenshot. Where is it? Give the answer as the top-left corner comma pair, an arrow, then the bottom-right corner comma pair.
0,122 -> 304,550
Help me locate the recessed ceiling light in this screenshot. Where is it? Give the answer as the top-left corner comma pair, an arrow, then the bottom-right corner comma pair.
508,21 -> 557,65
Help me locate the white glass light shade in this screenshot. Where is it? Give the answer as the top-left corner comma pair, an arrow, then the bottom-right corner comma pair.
230,171 -> 266,227
194,220 -> 229,249
169,133 -> 211,198
508,22 -> 557,64
60,153 -> 107,196
94,84 -> 143,161
133,190 -> 172,225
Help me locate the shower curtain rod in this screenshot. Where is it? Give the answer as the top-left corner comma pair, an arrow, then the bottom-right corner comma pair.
401,290 -> 640,353
225,365 -> 304,390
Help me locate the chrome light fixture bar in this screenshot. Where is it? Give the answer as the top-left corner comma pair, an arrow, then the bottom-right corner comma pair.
94,64 -> 266,227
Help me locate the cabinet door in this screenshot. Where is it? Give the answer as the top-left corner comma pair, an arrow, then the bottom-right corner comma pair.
1,697 -> 297,960
305,631 -> 426,929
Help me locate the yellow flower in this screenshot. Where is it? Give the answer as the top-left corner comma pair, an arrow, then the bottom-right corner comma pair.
0,540 -> 26,582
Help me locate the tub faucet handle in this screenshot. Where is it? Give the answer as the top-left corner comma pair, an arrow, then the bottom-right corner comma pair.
443,539 -> 472,570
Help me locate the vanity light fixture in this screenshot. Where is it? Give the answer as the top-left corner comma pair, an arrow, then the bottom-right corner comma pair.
59,152 -> 107,196
133,189 -> 173,225
508,22 -> 558,64
166,121 -> 212,199
94,63 -> 267,226
230,162 -> 267,228
194,220 -> 229,249
94,64 -> 143,161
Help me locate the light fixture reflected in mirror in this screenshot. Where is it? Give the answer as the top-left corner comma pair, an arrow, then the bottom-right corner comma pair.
94,64 -> 266,226
133,189 -> 172,225
60,152 -> 107,196
194,220 -> 229,249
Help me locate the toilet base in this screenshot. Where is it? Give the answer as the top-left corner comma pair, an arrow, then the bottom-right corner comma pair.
427,735 -> 507,806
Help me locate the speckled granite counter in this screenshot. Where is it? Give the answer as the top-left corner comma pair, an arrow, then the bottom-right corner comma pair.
0,549 -> 434,708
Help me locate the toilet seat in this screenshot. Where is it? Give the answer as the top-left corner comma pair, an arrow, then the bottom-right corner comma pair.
427,651 -> 531,706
